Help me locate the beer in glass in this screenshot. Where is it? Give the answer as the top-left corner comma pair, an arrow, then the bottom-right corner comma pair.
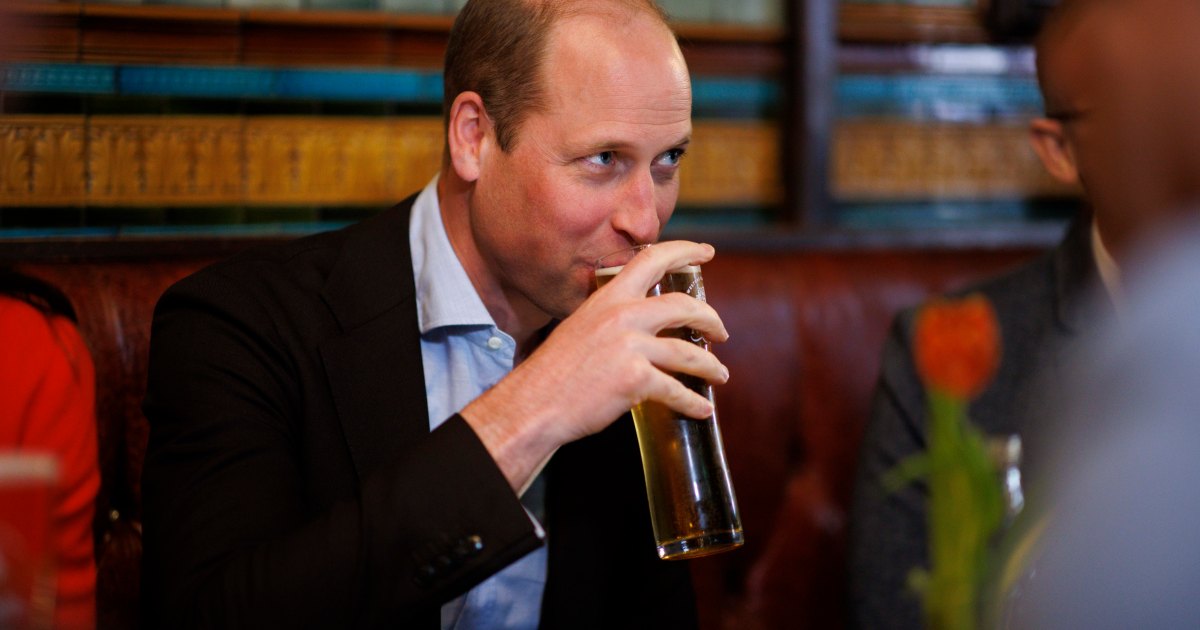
595,245 -> 743,560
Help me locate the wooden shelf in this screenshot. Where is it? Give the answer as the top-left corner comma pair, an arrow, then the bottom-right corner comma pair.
0,220 -> 1066,259
838,4 -> 989,44
2,2 -> 785,74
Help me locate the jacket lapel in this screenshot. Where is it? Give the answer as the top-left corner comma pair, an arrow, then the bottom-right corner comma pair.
318,196 -> 431,484
1053,211 -> 1104,334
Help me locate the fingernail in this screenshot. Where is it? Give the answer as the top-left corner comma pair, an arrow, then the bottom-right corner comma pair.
721,365 -> 730,382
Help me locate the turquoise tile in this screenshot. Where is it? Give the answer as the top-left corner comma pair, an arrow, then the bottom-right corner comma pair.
120,66 -> 275,99
3,64 -> 116,94
659,0 -> 713,23
226,0 -> 301,8
380,0 -> 444,12
834,200 -> 1078,229
305,0 -> 375,10
692,77 -> 781,117
275,69 -> 443,102
713,0 -> 782,25
837,74 -> 1044,121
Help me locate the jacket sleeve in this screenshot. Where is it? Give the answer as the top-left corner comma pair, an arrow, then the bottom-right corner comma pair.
140,268 -> 541,629
847,312 -> 929,630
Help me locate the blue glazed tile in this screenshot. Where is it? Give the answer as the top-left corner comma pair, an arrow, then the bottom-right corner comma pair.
274,69 -> 443,102
691,77 -> 781,117
305,0 -> 375,9
5,62 -> 780,119
837,75 -> 1044,122
379,0 -> 444,12
658,0 -> 713,23
119,66 -> 276,98
2,64 -> 116,94
713,0 -> 782,25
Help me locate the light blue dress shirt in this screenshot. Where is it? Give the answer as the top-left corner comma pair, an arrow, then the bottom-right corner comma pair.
408,177 -> 548,630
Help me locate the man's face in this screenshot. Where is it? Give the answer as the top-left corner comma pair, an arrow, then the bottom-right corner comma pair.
1040,13 -> 1142,231
1040,3 -> 1200,259
468,11 -> 692,320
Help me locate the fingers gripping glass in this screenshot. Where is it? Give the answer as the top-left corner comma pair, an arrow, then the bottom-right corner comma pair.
594,244 -> 744,560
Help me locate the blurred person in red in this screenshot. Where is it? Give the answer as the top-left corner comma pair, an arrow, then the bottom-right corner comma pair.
0,270 -> 100,629
849,0 -> 1200,627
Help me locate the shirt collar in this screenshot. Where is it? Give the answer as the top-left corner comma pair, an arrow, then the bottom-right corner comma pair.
409,176 -> 496,334
1091,220 -> 1125,313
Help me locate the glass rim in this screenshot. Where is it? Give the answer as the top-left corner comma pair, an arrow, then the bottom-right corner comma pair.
594,244 -> 652,270
594,243 -> 701,275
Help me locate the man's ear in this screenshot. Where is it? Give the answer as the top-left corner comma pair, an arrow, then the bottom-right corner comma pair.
1029,117 -> 1081,184
447,91 -> 491,183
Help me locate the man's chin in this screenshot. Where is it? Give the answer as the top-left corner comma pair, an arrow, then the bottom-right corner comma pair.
550,290 -> 590,320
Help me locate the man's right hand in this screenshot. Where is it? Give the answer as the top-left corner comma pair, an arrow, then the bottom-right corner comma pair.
461,241 -> 730,493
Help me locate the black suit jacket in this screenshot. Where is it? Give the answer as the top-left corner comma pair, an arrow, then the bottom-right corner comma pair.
847,216 -> 1104,629
141,196 -> 697,628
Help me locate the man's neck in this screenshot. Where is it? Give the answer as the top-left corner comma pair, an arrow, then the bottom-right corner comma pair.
436,173 -> 553,354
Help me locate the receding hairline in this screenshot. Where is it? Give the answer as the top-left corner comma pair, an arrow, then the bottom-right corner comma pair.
440,0 -> 676,157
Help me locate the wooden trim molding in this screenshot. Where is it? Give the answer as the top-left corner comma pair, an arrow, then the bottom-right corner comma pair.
838,3 -> 990,44
0,113 -> 1086,209
2,2 -> 785,74
831,119 -> 1078,201
1,114 -> 1080,209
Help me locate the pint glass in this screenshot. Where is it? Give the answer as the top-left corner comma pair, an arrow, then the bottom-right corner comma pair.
595,245 -> 743,560
0,452 -> 57,629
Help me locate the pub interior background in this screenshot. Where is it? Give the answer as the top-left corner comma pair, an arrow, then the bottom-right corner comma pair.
0,0 -> 1071,627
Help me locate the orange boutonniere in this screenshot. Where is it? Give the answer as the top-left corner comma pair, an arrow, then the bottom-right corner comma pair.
886,294 -> 1006,630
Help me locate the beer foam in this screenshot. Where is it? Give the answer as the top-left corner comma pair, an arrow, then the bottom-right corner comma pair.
595,264 -> 701,277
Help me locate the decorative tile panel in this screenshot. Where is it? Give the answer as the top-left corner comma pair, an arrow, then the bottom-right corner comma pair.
1,115 -> 1080,209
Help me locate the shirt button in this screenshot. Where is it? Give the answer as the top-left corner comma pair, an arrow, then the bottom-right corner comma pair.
487,336 -> 503,350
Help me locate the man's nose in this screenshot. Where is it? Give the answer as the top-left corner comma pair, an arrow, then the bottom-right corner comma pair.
611,169 -> 661,245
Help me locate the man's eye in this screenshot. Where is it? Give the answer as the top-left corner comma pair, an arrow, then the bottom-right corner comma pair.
658,148 -> 685,166
585,151 -> 616,167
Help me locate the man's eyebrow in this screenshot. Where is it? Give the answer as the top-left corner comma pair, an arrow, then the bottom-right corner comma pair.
576,136 -> 691,154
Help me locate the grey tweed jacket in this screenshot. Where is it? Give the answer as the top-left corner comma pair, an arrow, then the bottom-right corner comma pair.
847,215 -> 1103,629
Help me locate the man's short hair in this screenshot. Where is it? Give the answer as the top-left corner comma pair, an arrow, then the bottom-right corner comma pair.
442,0 -> 672,153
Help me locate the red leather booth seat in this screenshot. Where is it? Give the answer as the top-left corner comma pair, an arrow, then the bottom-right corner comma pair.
12,239 -> 1041,629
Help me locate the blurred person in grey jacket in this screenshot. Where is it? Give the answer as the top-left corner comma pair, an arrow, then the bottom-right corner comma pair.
989,216 -> 1200,629
849,0 -> 1200,627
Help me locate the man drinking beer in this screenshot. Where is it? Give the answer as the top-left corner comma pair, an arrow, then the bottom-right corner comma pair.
140,0 -> 729,627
